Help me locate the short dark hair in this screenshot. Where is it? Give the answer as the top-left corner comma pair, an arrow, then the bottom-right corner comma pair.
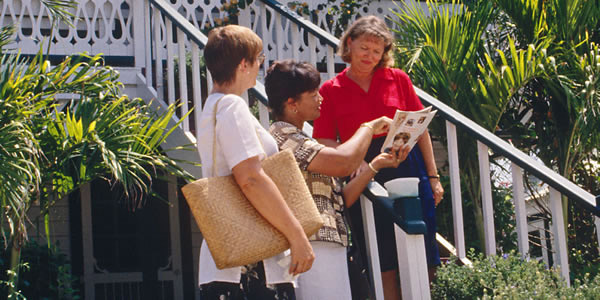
204,25 -> 262,85
265,60 -> 321,119
338,16 -> 395,69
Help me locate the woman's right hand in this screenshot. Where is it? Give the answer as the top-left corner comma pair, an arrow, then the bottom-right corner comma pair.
288,234 -> 315,275
365,116 -> 393,135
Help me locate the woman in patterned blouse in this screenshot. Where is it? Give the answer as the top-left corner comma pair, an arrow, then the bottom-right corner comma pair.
265,60 -> 410,300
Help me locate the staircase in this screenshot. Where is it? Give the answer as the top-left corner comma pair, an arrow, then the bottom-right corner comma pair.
4,0 -> 599,299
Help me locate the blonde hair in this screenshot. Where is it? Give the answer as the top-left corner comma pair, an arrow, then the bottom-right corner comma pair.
338,16 -> 394,69
205,25 -> 263,85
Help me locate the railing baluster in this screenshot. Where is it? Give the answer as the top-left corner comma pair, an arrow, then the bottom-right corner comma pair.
326,46 -> 335,80
360,195 -> 384,300
308,35 -> 317,67
207,71 -> 213,98
132,0 -> 146,69
477,141 -> 496,255
549,187 -> 570,285
168,175 -> 185,299
291,23 -> 299,61
144,0 -> 153,87
258,102 -> 270,129
191,43 -> 202,134
237,3 -> 251,28
165,19 -> 175,106
153,7 -> 164,97
445,121 -> 465,259
511,163 -> 529,258
275,13 -> 284,59
177,29 -> 189,130
260,3 -> 270,71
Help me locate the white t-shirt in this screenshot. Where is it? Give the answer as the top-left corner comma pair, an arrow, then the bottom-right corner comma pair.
196,93 -> 292,286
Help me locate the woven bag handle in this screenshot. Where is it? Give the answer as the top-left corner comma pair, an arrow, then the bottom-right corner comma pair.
210,95 -> 266,176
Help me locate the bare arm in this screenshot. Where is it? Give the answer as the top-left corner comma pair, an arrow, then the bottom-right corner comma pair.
308,117 -> 392,177
315,138 -> 340,148
232,156 -> 314,275
417,129 -> 444,205
342,145 -> 410,207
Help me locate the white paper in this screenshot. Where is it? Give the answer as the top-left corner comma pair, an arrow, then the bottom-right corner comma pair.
277,251 -> 299,282
380,106 -> 437,153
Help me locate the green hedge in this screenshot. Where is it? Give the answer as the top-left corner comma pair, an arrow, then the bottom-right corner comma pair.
432,250 -> 600,299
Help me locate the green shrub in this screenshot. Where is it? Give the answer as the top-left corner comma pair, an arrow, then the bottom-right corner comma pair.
432,250 -> 600,299
0,240 -> 80,299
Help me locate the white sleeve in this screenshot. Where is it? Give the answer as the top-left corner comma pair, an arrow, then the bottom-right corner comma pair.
215,95 -> 266,170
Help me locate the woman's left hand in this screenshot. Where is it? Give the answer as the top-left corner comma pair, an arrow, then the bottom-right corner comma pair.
371,144 -> 410,170
430,179 -> 444,206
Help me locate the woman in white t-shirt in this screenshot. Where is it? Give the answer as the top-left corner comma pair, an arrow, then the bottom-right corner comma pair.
196,25 -> 314,300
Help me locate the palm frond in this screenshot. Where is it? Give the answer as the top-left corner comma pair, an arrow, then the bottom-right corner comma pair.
0,25 -> 15,53
40,0 -> 76,27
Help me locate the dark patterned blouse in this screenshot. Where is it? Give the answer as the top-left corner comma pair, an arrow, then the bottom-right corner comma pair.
269,121 -> 348,247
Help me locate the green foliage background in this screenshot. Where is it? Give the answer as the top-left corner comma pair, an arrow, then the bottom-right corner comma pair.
392,0 -> 600,281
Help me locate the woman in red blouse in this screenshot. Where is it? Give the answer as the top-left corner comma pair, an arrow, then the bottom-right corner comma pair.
313,16 -> 444,300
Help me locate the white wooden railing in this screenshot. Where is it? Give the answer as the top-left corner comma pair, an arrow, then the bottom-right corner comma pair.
145,0 -> 600,296
419,89 -> 600,285
0,0 -> 135,56
0,0 -> 407,58
144,0 -> 432,298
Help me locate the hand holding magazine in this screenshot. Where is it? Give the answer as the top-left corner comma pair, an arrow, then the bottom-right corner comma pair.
380,106 -> 437,153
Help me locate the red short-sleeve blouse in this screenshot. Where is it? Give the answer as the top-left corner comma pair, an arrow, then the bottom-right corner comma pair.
313,67 -> 423,143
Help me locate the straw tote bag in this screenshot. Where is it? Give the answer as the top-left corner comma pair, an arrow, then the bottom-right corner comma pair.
182,96 -> 323,270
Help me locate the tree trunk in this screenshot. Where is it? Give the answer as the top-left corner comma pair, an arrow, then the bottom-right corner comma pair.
8,240 -> 21,299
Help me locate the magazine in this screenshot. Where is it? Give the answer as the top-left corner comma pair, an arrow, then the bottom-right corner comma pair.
380,106 -> 437,153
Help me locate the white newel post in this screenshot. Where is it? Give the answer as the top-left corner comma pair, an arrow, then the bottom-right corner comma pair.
395,227 -> 431,300
386,178 -> 430,300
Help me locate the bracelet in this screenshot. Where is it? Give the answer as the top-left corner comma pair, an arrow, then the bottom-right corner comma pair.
367,162 -> 378,174
360,122 -> 374,132
428,174 -> 440,179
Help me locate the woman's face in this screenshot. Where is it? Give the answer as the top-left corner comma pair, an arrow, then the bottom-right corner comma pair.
293,88 -> 322,122
246,52 -> 264,88
347,34 -> 385,72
